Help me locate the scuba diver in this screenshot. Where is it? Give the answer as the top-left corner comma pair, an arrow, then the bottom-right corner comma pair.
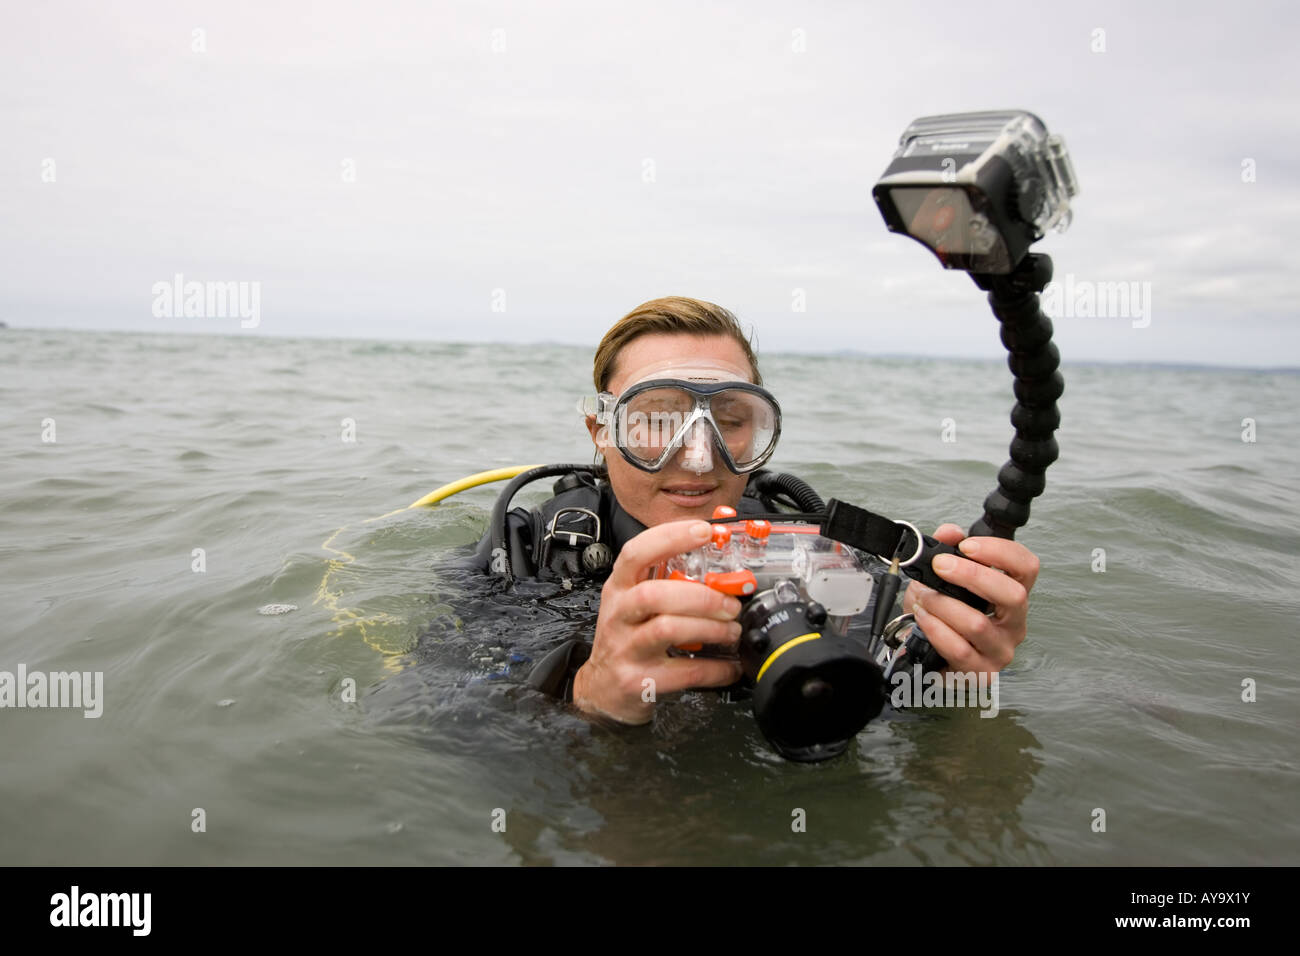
470,295 -> 1041,728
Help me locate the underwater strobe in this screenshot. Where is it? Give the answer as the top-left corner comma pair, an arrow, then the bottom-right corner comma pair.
874,110 -> 1074,543
873,110 -> 1077,276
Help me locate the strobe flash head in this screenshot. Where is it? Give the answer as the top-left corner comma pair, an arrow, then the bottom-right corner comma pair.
872,110 -> 1078,274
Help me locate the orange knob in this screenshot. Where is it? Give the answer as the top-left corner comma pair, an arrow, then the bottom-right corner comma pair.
703,570 -> 758,597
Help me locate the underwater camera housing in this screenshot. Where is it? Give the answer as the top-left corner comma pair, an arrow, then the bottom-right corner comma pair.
652,512 -> 884,762
873,110 -> 1077,274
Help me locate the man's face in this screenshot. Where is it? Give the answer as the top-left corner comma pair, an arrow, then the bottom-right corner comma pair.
587,333 -> 755,528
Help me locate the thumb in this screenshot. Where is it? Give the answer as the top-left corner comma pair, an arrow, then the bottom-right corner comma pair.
932,523 -> 965,547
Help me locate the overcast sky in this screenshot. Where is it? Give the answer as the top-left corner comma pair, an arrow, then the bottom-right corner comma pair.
2,0 -> 1297,366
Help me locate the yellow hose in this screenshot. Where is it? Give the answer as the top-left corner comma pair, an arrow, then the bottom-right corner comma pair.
406,464 -> 543,509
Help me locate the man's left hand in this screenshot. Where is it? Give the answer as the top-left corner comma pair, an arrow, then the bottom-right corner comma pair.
900,524 -> 1039,673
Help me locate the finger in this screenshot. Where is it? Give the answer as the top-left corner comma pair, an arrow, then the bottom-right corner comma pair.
928,551 -> 1029,613
909,595 -> 1001,673
607,519 -> 713,590
651,656 -> 745,695
902,580 -> 933,617
902,580 -> 920,615
956,537 -> 1040,591
620,578 -> 742,625
910,586 -> 1015,668
632,614 -> 742,656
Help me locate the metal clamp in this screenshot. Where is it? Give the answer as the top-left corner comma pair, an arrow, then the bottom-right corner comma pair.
538,507 -> 602,570
881,612 -> 916,649
545,507 -> 601,547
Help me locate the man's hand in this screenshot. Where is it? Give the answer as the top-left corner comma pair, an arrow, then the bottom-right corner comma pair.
572,520 -> 744,724
901,524 -> 1039,673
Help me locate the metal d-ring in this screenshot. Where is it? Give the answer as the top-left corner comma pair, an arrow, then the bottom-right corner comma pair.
891,519 -> 923,568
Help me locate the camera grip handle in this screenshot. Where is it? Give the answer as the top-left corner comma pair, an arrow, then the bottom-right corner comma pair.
910,536 -> 991,614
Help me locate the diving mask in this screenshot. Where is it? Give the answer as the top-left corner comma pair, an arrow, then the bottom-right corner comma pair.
579,359 -> 782,475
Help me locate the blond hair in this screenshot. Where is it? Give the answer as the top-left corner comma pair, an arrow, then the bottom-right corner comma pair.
592,296 -> 762,392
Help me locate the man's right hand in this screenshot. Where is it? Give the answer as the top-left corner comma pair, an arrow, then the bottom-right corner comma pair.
571,519 -> 744,724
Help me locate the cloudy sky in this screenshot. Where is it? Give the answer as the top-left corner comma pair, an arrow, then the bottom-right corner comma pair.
2,0 -> 1297,366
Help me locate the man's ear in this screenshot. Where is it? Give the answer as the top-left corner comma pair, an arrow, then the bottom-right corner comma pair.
584,414 -> 606,448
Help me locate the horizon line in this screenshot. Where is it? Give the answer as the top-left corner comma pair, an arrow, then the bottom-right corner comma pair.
3,322 -> 1297,374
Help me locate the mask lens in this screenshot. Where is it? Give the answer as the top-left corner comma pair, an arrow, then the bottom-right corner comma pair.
618,387 -> 695,465
710,388 -> 777,468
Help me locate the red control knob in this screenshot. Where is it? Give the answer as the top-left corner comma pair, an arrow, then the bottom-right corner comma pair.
711,505 -> 738,520
744,519 -> 771,540
710,525 -> 732,548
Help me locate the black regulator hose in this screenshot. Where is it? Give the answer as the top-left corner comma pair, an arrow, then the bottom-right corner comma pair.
748,470 -> 826,513
969,253 -> 1063,540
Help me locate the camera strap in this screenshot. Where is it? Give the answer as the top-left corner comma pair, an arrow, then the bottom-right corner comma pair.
820,499 -> 990,613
